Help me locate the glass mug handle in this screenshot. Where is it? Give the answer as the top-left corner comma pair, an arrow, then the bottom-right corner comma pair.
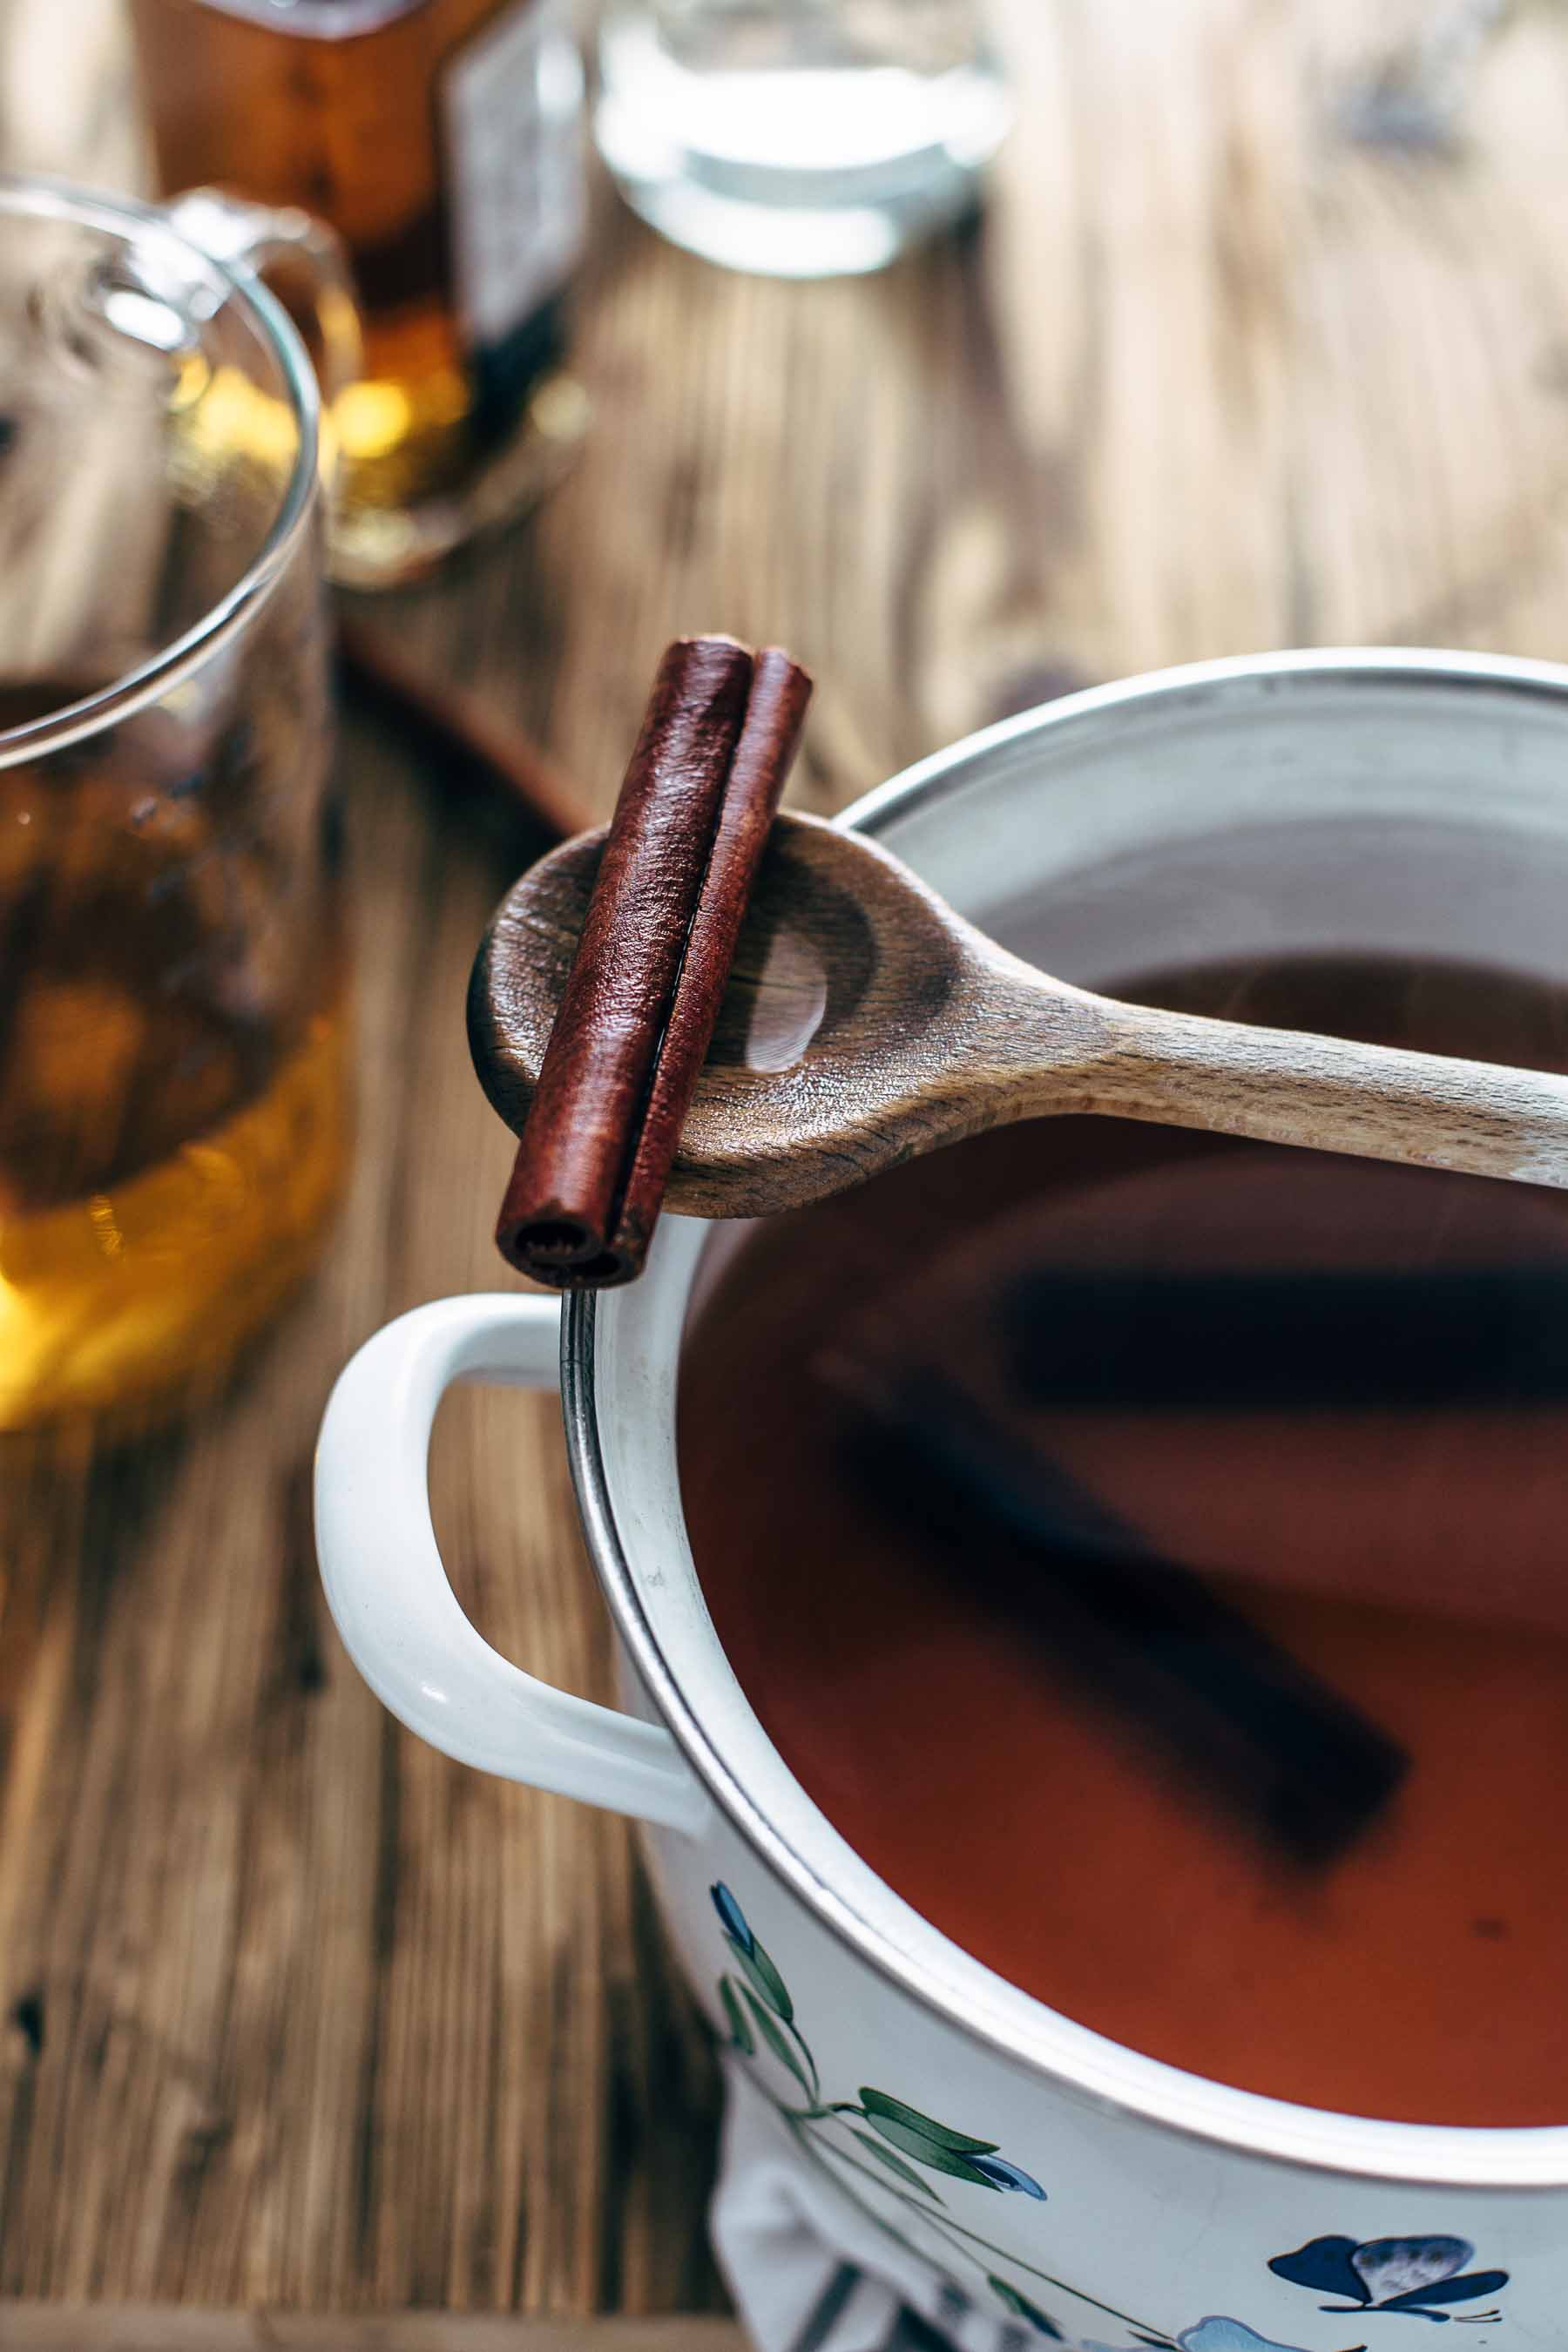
160,185 -> 367,426
314,1294 -> 713,1836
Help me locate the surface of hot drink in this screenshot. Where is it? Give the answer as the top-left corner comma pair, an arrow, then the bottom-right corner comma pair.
679,950 -> 1568,2128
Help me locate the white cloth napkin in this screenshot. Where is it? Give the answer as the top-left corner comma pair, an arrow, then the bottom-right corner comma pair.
711,2063 -> 1043,2352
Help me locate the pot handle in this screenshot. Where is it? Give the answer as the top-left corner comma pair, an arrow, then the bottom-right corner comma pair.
314,1294 -> 711,1835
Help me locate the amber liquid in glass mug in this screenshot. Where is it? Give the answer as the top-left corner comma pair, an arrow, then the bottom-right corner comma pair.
681,948 -> 1568,2129
0,186 -> 348,1427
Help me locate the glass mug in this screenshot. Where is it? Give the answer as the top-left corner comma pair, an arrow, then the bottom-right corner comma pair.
321,655 -> 1568,2347
0,177 -> 353,1429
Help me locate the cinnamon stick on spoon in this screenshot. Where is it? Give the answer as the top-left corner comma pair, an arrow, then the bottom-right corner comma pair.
488,636 -> 811,1286
473,646 -> 1568,1288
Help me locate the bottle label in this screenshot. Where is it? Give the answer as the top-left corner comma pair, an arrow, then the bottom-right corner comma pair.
443,0 -> 585,356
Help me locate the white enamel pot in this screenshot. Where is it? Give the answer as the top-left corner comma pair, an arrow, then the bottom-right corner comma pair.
316,652 -> 1568,2352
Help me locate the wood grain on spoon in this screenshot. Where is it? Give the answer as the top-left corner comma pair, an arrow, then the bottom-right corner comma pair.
470,811 -> 1568,1224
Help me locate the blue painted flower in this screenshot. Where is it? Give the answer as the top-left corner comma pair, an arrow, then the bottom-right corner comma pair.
1085,2324 -> 1316,2352
1270,2235 -> 1507,2323
968,2153 -> 1047,2199
710,1882 -> 754,1955
1178,2325 -> 1321,2352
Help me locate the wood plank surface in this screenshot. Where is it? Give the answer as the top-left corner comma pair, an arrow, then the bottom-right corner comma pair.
6,0 -> 1568,2321
0,2313 -> 743,2351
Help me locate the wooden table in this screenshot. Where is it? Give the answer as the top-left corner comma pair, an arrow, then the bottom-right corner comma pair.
7,0 -> 1568,2333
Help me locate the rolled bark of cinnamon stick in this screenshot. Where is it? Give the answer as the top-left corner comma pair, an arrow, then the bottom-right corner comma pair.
819,1350 -> 1409,1866
495,637 -> 812,1288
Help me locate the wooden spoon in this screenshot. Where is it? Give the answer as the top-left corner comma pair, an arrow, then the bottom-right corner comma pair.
469,810 -> 1568,1220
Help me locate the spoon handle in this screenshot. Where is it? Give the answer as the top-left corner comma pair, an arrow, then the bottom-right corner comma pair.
1074,994 -> 1568,1187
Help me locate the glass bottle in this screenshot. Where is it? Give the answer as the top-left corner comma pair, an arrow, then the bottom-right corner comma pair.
129,0 -> 589,587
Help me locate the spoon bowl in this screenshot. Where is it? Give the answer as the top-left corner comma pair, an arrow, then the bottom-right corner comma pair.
470,812 -> 1071,1216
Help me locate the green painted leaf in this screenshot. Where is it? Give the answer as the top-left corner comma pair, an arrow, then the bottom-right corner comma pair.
741,1986 -> 810,2092
848,2126 -> 941,2200
719,1976 -> 754,2055
858,2087 -> 998,2155
987,2277 -> 1064,2338
862,2113 -> 1001,2184
727,1933 -> 793,2022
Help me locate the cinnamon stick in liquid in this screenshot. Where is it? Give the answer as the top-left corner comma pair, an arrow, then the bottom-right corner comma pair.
1004,1263 -> 1568,1408
495,637 -> 812,1288
820,1351 -> 1409,1865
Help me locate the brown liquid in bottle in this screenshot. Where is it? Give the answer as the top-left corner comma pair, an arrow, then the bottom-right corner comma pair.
680,952 -> 1568,2127
128,0 -> 580,553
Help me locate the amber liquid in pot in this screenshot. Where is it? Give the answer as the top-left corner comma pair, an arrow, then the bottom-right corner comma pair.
679,951 -> 1568,2127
